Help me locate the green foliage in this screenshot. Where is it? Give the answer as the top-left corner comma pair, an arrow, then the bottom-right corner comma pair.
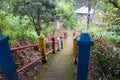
41,22 -> 54,35
87,23 -> 120,80
0,0 -> 76,41
91,33 -> 120,80
88,26 -> 120,47
0,11 -> 10,29
96,0 -> 120,35
12,0 -> 56,35
107,16 -> 120,35
79,13 -> 120,79
95,1 -> 107,12
92,51 -> 120,79
0,12 -> 38,41
104,33 -> 120,47
56,0 -> 76,29
0,0 -> 9,11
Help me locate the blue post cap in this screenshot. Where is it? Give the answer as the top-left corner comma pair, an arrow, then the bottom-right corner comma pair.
77,32 -> 94,46
0,33 -> 9,45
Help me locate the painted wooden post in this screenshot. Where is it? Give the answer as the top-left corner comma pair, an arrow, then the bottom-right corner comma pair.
73,36 -> 78,64
38,35 -> 47,63
58,37 -> 61,50
77,32 -> 94,80
0,33 -> 20,80
51,36 -> 56,53
57,38 -> 60,51
64,32 -> 67,39
60,36 -> 63,49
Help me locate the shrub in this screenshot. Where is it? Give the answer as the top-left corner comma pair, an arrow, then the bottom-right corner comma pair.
91,34 -> 120,80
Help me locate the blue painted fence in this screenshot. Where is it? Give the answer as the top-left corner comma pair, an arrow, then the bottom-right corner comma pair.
77,32 -> 94,80
0,33 -> 20,80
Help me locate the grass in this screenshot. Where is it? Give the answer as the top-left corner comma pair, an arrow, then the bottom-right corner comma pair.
78,24 -> 120,47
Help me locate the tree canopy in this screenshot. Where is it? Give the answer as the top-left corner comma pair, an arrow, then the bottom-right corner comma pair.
11,0 -> 56,35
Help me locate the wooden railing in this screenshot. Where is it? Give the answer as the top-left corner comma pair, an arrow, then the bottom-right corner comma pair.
0,31 -> 67,80
11,40 -> 60,73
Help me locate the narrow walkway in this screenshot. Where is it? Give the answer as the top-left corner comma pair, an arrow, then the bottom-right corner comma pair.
34,33 -> 76,80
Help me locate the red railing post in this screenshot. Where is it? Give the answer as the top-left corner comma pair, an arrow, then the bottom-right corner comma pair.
64,31 -> 67,39
51,36 -> 56,54
73,32 -> 75,37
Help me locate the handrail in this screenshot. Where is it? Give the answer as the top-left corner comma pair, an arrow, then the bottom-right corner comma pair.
11,41 -> 56,72
11,41 -> 53,51
46,49 -> 53,55
17,56 -> 42,73
11,44 -> 39,51
0,32 -> 66,80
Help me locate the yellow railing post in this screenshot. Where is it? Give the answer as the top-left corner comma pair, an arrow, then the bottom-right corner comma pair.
73,36 -> 78,64
38,35 -> 47,63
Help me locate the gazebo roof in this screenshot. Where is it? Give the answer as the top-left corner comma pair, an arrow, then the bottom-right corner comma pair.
75,6 -> 94,14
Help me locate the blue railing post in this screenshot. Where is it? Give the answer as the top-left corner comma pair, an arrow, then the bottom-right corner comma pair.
77,32 -> 94,80
0,33 -> 20,80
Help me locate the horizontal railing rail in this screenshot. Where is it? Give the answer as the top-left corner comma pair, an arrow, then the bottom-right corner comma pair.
0,31 -> 67,80
11,41 -> 53,51
17,57 -> 42,73
10,41 -> 59,73
11,44 -> 39,51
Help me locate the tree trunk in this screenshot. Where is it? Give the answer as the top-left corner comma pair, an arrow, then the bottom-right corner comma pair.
33,7 -> 41,36
35,25 -> 41,36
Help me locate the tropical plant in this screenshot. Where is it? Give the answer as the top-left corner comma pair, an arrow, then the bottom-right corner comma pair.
101,0 -> 120,35
12,0 -> 56,36
91,34 -> 120,80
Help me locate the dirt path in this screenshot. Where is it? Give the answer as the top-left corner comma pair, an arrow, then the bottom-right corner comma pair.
34,32 -> 76,80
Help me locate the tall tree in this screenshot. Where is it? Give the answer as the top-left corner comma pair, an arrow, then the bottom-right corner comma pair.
13,0 -> 56,36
